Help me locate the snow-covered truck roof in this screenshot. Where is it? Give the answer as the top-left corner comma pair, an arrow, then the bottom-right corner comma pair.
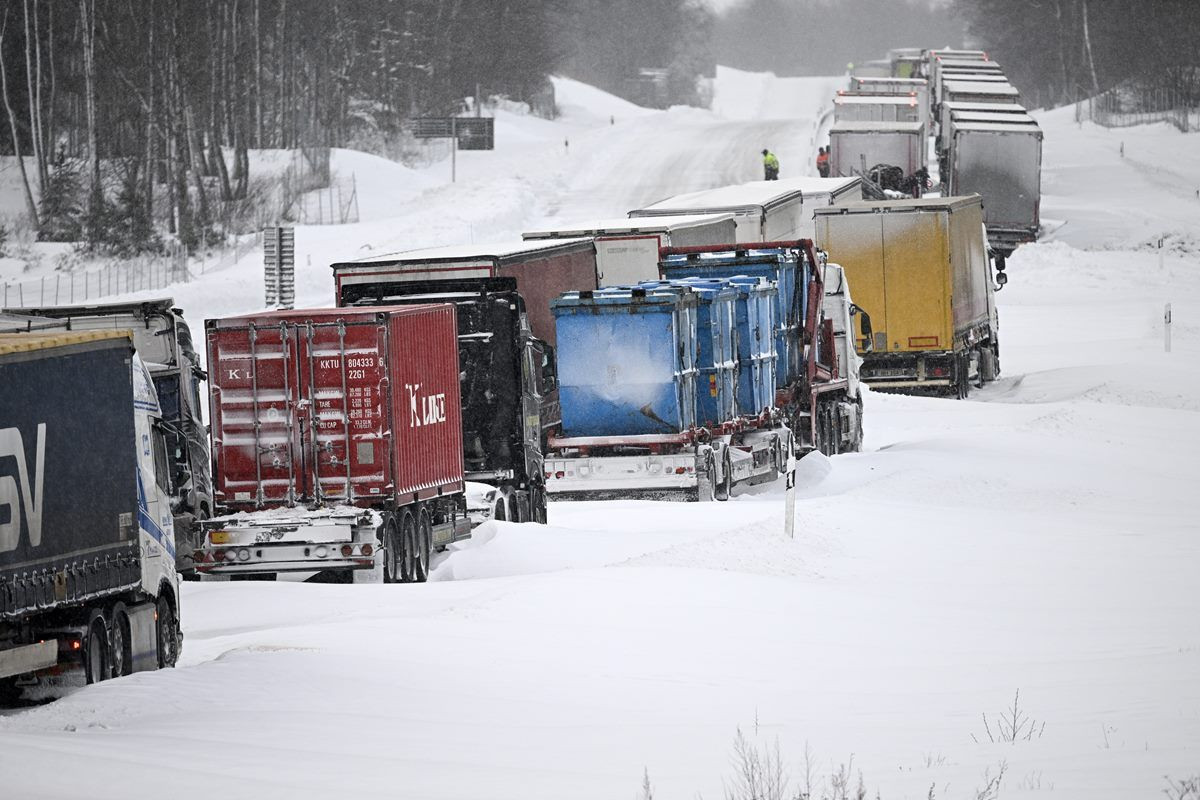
337,238 -> 594,267
951,121 -> 1044,136
631,177 -> 861,216
523,213 -> 736,239
940,101 -> 1027,114
835,94 -> 922,106
829,120 -> 925,134
942,81 -> 1020,98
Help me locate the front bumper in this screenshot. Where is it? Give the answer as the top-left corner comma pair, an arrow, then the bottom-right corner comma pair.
196,510 -> 378,574
545,453 -> 700,494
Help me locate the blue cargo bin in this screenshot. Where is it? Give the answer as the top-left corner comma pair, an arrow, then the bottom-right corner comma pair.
724,276 -> 778,416
648,279 -> 738,427
552,286 -> 699,437
660,246 -> 808,387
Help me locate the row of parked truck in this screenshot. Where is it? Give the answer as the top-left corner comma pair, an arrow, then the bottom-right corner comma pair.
832,47 -> 1044,268
0,139 -> 1007,695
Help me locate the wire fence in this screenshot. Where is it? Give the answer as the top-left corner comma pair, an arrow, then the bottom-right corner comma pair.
1,234 -> 260,309
1083,84 -> 1198,132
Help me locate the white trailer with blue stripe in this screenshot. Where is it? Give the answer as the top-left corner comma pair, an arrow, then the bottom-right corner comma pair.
0,330 -> 181,701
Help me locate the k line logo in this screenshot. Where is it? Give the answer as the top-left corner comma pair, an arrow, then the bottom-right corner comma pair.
406,384 -> 447,428
0,424 -> 46,553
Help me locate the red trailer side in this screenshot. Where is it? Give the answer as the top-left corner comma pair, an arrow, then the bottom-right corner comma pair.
206,304 -> 463,512
497,247 -> 597,345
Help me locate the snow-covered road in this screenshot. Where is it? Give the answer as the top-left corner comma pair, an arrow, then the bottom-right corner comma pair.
2,71 -> 1199,799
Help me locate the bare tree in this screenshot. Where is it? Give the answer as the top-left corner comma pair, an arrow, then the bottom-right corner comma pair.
0,6 -> 40,226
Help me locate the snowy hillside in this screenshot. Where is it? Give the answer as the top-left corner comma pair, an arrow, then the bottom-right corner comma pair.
1,72 -> 1198,800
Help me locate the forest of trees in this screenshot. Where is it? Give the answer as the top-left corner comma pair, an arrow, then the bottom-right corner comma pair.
714,0 -> 967,77
1,1 -> 1194,255
0,0 -> 706,253
955,0 -> 1200,109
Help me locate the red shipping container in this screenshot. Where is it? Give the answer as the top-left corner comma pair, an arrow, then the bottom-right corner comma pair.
206,305 -> 464,511
331,239 -> 598,346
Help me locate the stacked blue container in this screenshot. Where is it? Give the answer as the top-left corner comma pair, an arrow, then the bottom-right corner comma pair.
648,279 -> 738,427
551,285 -> 698,437
660,246 -> 808,387
724,276 -> 778,416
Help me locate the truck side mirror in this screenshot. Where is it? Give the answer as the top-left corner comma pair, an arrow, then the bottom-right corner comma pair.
853,307 -> 874,350
540,344 -> 557,393
994,270 -> 1008,291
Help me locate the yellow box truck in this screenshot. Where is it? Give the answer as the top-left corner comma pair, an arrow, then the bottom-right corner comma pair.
813,195 -> 1000,398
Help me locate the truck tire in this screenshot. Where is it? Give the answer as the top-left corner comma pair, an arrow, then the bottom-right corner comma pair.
531,482 -> 548,524
414,507 -> 432,583
85,618 -> 109,684
383,516 -> 403,584
715,449 -> 732,502
818,406 -> 833,456
696,452 -> 716,502
980,345 -> 998,383
955,355 -> 970,400
110,606 -> 133,678
400,510 -> 418,583
0,678 -> 20,705
156,596 -> 180,669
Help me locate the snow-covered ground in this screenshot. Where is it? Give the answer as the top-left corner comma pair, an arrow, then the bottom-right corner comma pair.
2,71 -> 1199,799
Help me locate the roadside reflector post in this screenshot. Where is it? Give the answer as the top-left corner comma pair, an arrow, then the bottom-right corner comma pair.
1165,302 -> 1172,353
784,436 -> 797,539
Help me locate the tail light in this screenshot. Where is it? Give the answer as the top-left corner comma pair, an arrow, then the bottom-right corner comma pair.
555,471 -> 565,479
340,544 -> 354,558
675,467 -> 687,475
360,543 -> 374,557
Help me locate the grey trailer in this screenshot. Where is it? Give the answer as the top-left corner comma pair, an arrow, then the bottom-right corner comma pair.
828,121 -> 926,178
834,93 -> 924,124
629,177 -> 862,242
948,121 -> 1043,256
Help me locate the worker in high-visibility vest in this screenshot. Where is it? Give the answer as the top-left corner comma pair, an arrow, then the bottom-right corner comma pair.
816,146 -> 830,177
762,149 -> 780,180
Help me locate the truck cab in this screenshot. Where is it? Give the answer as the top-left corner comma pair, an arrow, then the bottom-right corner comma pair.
339,278 -> 553,524
4,300 -> 212,573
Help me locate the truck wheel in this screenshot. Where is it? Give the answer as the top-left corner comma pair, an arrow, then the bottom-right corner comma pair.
715,450 -> 732,502
383,517 -> 403,584
400,510 -> 418,583
414,507 -> 432,583
85,618 -> 109,684
531,482 -> 548,524
156,596 -> 180,669
829,406 -> 842,456
110,608 -> 133,678
0,678 -> 20,705
980,346 -> 998,383
955,355 -> 970,400
696,452 -> 716,502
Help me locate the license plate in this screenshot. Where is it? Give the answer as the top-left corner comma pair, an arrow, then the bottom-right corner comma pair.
209,531 -> 231,545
